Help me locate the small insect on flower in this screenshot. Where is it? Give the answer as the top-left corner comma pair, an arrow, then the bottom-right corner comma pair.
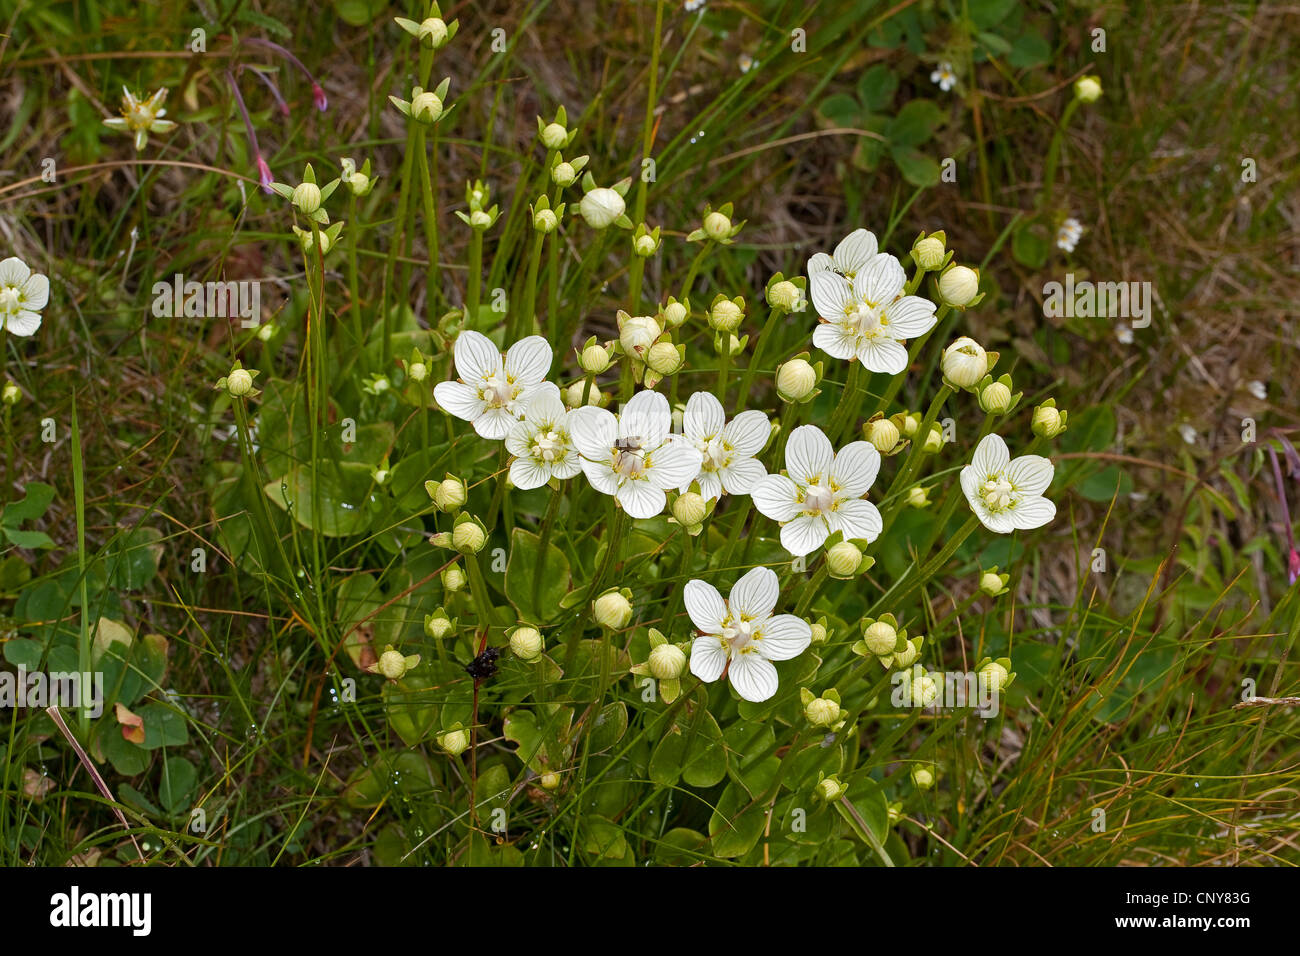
103,86 -> 178,152
930,62 -> 957,92
465,646 -> 501,682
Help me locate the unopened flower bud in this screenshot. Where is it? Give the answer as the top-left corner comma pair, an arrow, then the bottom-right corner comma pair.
646,341 -> 683,375
866,418 -> 899,453
709,299 -> 743,332
1074,75 -> 1102,103
941,337 -> 988,389
648,643 -> 687,681
226,368 -> 254,397
633,233 -> 659,257
921,424 -> 944,453
661,300 -> 688,328
580,344 -> 611,374
551,162 -> 577,187
534,208 -> 558,233
469,209 -> 492,230
672,492 -> 708,528
292,181 -> 322,215
979,380 -> 1012,414
424,612 -> 453,639
452,521 -> 486,554
912,236 -> 945,271
540,122 -> 568,149
411,90 -> 443,124
619,315 -> 661,356
911,765 -> 935,789
418,17 -> 449,49
703,211 -> 732,241
540,771 -> 560,790
438,728 -> 469,755
815,775 -> 848,801
580,187 -> 625,229
979,571 -> 1005,596
592,590 -> 633,629
938,265 -> 980,307
767,280 -> 802,312
809,620 -> 828,644
776,358 -> 817,402
979,660 -> 1010,693
862,621 -> 898,656
441,564 -> 466,592
1,382 -> 20,405
911,673 -> 940,707
509,626 -> 544,661
432,477 -> 467,511
408,361 -> 428,382
805,696 -> 842,728
826,541 -> 863,578
1032,402 -> 1067,438
906,486 -> 931,509
563,380 -> 604,407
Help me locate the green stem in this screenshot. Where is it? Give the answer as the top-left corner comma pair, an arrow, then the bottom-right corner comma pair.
467,227 -> 483,323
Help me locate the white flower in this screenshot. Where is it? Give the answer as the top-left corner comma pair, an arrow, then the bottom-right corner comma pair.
0,257 -> 49,337
102,86 -> 177,151
807,228 -> 880,280
685,566 -> 811,703
751,424 -> 882,557
1178,423 -> 1197,445
1056,217 -> 1083,253
569,389 -> 702,519
678,391 -> 770,499
809,252 -> 937,374
738,53 -> 755,73
960,434 -> 1056,533
1247,380 -> 1266,400
504,385 -> 583,489
685,0 -> 706,11
1115,323 -> 1134,345
433,330 -> 553,439
930,62 -> 956,92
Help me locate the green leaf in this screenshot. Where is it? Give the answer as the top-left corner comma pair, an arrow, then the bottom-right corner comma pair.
709,783 -> 765,859
3,637 -> 44,668
891,146 -> 941,187
104,525 -> 163,590
2,483 -> 55,526
3,528 -> 55,549
817,93 -> 862,128
968,0 -> 1018,28
1011,220 -> 1049,268
856,64 -> 899,112
384,670 -> 440,747
138,702 -> 189,749
1077,465 -> 1133,502
158,756 -> 198,815
975,30 -> 1013,56
503,527 -> 573,623
264,463 -> 377,537
885,99 -> 943,147
1009,31 -> 1052,68
588,701 -> 628,753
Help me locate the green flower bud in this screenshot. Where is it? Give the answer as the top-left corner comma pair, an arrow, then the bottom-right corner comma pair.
941,337 -> 988,389
418,17 -> 449,49
703,211 -> 732,241
648,642 -> 687,680
441,564 -> 466,592
452,520 -> 486,554
1,382 -> 20,405
592,589 -> 633,630
540,122 -> 568,149
979,571 -> 1005,596
539,771 -> 560,790
809,619 -> 828,644
815,774 -> 848,802
579,187 -> 625,229
438,728 -> 470,755
509,626 -> 544,661
226,368 -> 254,397
580,343 -> 612,374
766,279 -> 803,313
424,611 -> 453,639
661,299 -> 688,329
911,765 -> 935,789
826,540 -> 864,579
551,162 -> 577,187
1074,75 -> 1102,103
292,181 -> 322,215
866,417 -> 899,453
633,233 -> 659,257
1032,401 -> 1068,438
805,695 -> 842,728
938,265 -> 980,308
618,313 -> 661,356
862,620 -> 898,656
533,207 -> 559,233
563,380 -> 605,408
431,477 -> 467,511
411,90 -> 444,124
708,298 -> 744,332
921,424 -> 944,454
646,341 -> 683,375
907,485 -> 932,509
979,380 -> 1012,414
408,361 -> 428,382
672,491 -> 708,528
776,358 -> 817,402
979,660 -> 1010,693
911,236 -> 946,271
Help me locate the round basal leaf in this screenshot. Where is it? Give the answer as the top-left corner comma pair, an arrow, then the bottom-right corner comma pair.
709,782 -> 766,859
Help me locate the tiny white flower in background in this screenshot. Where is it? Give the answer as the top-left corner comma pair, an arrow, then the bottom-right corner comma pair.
569,389 -> 702,519
0,257 -> 49,337
504,385 -> 583,489
806,228 -> 879,280
738,53 -> 755,73
960,434 -> 1056,534
685,566 -> 811,703
685,0 -> 706,11
930,62 -> 956,92
102,86 -> 177,151
433,330 -> 553,439
809,240 -> 938,374
1115,323 -> 1134,345
751,424 -> 882,557
1056,217 -> 1083,253
1247,380 -> 1266,400
679,391 -> 770,499
1178,423 -> 1197,445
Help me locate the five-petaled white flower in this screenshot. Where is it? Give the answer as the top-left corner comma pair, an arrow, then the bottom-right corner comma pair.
1056,217 -> 1083,253
569,389 -> 702,519
806,228 -> 880,281
751,424 -> 882,556
686,566 -> 811,702
809,248 -> 937,374
102,86 -> 178,152
678,391 -> 770,499
0,257 -> 49,337
434,330 -> 553,439
930,62 -> 957,92
960,434 -> 1056,533
504,384 -> 583,489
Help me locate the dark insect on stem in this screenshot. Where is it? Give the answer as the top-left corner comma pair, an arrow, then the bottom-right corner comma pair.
466,646 -> 500,682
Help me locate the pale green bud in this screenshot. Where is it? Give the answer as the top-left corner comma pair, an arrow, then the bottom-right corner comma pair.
592,590 -> 633,630
941,337 -> 988,389
866,418 -> 899,453
776,358 -> 817,401
452,521 -> 486,554
938,265 -> 980,307
509,626 -> 544,661
648,643 -> 687,681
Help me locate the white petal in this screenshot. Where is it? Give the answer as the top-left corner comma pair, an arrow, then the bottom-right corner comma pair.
509,457 -> 550,490
857,337 -> 908,374
728,654 -> 779,703
806,252 -> 836,276
750,475 -> 801,521
833,229 -> 879,275
5,311 -> 41,336
827,498 -> 882,543
972,434 -> 1010,477
646,437 -> 704,490
754,614 -> 811,661
979,509 -> 1017,534
689,635 -> 728,682
883,295 -> 937,338
688,469 -> 723,500
722,410 -> 771,457
831,441 -> 881,497
568,406 -> 618,459
621,389 -> 670,448
504,335 -> 552,385
728,566 -> 779,620
853,253 -> 905,305
784,425 -> 834,485
524,383 -> 566,426
617,479 -> 666,519
551,455 -> 584,480
473,406 -> 516,440
813,322 -> 859,361
684,579 -> 727,633
809,270 -> 853,319
20,272 -> 49,311
1007,455 -> 1055,496
780,515 -> 828,557
433,381 -> 486,423
684,390 -> 725,441
453,329 -> 501,382
504,421 -> 535,457
1010,495 -> 1056,530
581,458 -> 622,496
720,456 -> 766,495
0,258 -> 31,286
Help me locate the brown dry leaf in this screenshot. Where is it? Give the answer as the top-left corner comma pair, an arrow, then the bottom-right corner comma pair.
115,702 -> 146,744
23,768 -> 55,801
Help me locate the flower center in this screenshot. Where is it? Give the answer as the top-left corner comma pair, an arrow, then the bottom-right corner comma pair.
531,429 -> 564,462
720,617 -> 756,653
480,372 -> 516,408
802,483 -> 835,515
696,436 -> 729,473
981,475 -> 1017,512
0,288 -> 20,313
849,299 -> 887,338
